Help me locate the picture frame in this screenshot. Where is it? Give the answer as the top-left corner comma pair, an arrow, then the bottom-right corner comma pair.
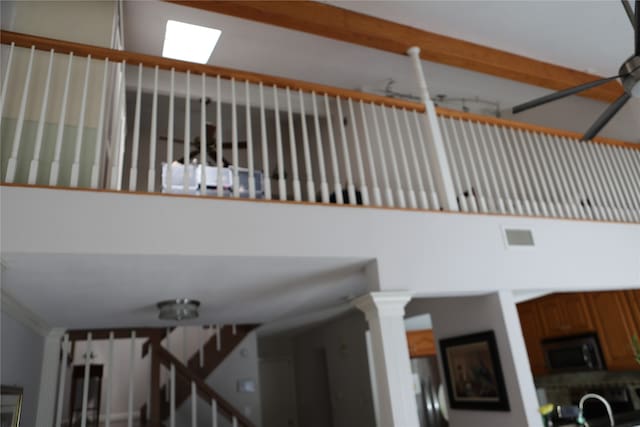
439,330 -> 510,411
0,386 -> 23,427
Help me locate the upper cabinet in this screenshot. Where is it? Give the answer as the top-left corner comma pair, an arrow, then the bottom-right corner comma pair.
585,291 -> 639,371
407,329 -> 436,358
537,293 -> 594,338
518,290 -> 640,375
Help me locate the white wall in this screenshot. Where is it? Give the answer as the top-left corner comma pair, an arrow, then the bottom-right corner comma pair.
2,186 -> 639,298
0,310 -> 45,427
406,291 -> 539,427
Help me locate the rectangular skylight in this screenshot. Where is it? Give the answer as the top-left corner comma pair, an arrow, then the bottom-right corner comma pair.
162,20 -> 222,64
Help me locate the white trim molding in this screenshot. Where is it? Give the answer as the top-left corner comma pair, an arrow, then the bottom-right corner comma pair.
35,328 -> 66,427
1,289 -> 50,336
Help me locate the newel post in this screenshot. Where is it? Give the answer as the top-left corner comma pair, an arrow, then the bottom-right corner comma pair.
407,46 -> 459,211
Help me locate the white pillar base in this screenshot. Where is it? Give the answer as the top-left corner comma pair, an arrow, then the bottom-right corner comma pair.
354,292 -> 419,427
35,328 -> 66,427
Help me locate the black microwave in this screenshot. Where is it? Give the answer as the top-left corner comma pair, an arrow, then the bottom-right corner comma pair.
542,333 -> 605,373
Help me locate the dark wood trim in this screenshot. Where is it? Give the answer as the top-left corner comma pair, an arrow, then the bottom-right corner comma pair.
165,0 -> 624,103
0,30 -> 424,112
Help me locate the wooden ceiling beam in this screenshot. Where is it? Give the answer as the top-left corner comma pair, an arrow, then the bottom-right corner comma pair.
166,0 -> 624,103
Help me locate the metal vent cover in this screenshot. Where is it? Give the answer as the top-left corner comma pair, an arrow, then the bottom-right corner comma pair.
504,228 -> 535,247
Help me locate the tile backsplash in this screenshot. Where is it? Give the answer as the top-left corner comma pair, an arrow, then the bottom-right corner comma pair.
535,371 -> 640,407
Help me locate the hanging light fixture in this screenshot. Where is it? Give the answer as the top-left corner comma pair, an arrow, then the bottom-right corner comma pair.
157,299 -> 201,321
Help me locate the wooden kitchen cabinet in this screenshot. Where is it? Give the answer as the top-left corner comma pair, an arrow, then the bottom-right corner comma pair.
537,293 -> 594,337
626,289 -> 640,332
586,291 -> 639,371
407,329 -> 436,358
517,300 -> 547,376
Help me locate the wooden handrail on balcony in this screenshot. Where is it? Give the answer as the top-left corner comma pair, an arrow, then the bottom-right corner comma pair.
155,344 -> 256,427
1,29 -> 636,151
0,29 -> 423,112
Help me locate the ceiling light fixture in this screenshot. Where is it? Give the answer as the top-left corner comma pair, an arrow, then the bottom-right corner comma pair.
157,299 -> 201,321
162,20 -> 221,64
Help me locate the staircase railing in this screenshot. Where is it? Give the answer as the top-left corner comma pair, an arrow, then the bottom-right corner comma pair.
1,29 -> 638,223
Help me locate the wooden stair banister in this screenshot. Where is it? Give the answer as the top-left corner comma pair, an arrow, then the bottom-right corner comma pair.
154,344 -> 256,427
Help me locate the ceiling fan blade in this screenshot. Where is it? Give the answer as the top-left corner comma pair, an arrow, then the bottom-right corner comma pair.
512,75 -> 621,114
622,0 -> 638,32
581,92 -> 632,141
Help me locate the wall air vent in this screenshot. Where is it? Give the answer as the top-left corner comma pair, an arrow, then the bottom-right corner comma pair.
504,228 -> 535,247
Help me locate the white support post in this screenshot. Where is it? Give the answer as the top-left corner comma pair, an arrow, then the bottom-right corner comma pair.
36,328 -> 66,427
80,333 -> 93,427
353,292 -> 419,427
407,47 -> 458,211
54,334 -> 70,427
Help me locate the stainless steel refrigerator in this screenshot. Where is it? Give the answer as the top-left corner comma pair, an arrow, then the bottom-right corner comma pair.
411,357 -> 449,427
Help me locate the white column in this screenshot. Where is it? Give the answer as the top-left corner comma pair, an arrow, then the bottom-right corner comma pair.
35,328 -> 66,427
353,292 -> 419,427
407,47 -> 458,211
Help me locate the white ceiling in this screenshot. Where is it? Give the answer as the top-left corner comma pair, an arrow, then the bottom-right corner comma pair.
123,0 -> 639,142
1,253 -> 370,329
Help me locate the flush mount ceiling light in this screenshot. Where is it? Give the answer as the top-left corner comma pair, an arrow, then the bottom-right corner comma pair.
157,299 -> 201,321
162,20 -> 221,64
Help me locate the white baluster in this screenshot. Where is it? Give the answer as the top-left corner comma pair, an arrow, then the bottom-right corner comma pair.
125,63 -> 143,191
285,87 -> 302,201
540,133 -> 572,217
216,325 -> 222,351
558,137 -> 590,219
170,363 -> 176,427
569,138 -> 605,220
232,416 -> 238,427
201,73 -> 207,194
513,129 -> 543,216
246,81 -> 256,198
28,49 -> 55,184
80,332 -> 92,427
347,99 -> 369,205
370,103 -> 393,206
614,147 -> 640,221
358,100 -> 381,206
548,134 -> 582,218
391,106 -> 416,208
166,328 -> 171,401
463,120 -> 492,213
532,131 -> 566,217
50,52 -> 74,185
491,126 -> 521,214
399,108 -> 427,209
472,122 -> 503,213
438,118 -> 466,211
499,126 -> 528,214
183,326 -> 188,363
217,76 -> 224,197
605,145 -> 637,221
192,381 -> 197,427
448,119 -> 479,212
323,94 -> 343,204
166,68 -> 175,193
231,78 -> 239,197
412,110 -> 439,209
593,143 -> 627,221
335,97 -> 357,205
232,324 -> 237,335
184,70 -> 191,193
54,334 -> 70,427
70,55 -> 92,187
506,127 -> 535,215
108,60 -> 126,191
199,326 -> 205,368
90,58 -> 110,189
105,331 -> 114,427
577,139 -> 611,220
379,105 -> 406,208
211,399 -> 218,427
128,331 -> 136,427
259,83 -> 272,199
312,92 -> 329,203
147,66 -> 159,192
273,85 -> 286,200
521,130 -> 553,217
585,142 -> 618,220
5,45 -> 35,183
0,42 -> 15,123
299,89 -> 316,202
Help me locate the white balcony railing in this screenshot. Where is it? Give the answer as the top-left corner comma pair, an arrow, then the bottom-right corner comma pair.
1,30 -> 639,223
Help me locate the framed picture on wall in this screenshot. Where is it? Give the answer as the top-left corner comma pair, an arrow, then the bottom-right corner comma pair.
439,330 -> 510,411
0,386 -> 23,427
